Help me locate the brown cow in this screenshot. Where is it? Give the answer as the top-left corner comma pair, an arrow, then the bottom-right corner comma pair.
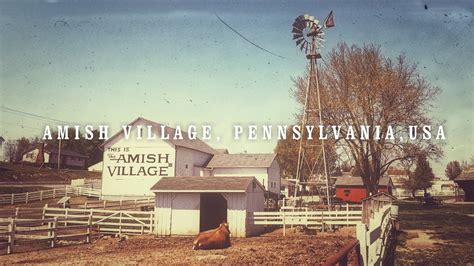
192,223 -> 231,250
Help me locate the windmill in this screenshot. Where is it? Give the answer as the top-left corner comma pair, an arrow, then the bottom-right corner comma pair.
292,11 -> 334,209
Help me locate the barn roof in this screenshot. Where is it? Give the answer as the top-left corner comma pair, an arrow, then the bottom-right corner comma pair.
101,117 -> 216,155
206,153 -> 276,168
151,176 -> 263,193
335,175 -> 391,187
456,167 -> 474,181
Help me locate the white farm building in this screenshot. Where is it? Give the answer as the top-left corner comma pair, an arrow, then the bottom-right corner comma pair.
152,176 -> 265,237
100,117 -> 281,200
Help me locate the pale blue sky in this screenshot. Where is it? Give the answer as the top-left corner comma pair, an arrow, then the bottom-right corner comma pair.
0,0 -> 473,175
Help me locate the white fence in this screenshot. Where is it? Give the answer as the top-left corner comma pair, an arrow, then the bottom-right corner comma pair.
357,204 -> 397,266
253,206 -> 362,234
0,217 -> 94,255
0,186 -> 101,205
43,207 -> 154,235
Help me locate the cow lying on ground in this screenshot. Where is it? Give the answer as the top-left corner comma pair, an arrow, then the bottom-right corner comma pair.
192,223 -> 231,250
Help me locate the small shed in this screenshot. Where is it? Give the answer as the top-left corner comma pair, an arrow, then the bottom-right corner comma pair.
335,175 -> 393,203
152,176 -> 265,237
455,167 -> 474,202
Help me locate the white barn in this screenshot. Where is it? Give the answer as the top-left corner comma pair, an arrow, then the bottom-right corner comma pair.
100,117 -> 215,200
206,153 -> 281,195
152,176 -> 265,237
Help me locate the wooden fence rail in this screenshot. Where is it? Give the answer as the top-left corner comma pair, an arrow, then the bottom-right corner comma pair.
43,207 -> 154,235
253,208 -> 362,234
0,216 -> 94,255
0,186 -> 101,206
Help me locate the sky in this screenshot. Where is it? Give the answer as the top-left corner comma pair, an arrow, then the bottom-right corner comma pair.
0,0 -> 473,176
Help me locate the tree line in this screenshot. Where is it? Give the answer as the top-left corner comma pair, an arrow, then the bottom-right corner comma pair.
4,129 -> 103,167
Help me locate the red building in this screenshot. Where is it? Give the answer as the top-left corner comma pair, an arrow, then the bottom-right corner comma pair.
335,175 -> 393,203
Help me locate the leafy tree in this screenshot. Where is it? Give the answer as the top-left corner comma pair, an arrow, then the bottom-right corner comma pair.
292,43 -> 442,195
403,154 -> 434,196
445,161 -> 462,180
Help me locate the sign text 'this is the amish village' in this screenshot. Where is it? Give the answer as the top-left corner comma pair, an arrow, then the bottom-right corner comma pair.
105,147 -> 173,177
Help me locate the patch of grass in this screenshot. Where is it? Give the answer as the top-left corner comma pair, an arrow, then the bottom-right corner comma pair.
395,201 -> 474,265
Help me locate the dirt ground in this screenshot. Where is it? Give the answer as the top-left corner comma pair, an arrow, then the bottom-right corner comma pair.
0,229 -> 357,265
395,201 -> 474,265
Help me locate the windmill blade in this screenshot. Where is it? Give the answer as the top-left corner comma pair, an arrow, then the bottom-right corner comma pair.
300,41 -> 306,51
292,27 -> 302,34
293,33 -> 303,40
295,38 -> 304,46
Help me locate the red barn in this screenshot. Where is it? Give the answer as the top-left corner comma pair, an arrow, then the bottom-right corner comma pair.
335,175 -> 393,203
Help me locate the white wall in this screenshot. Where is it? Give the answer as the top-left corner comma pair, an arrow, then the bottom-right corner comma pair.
212,162 -> 281,195
221,193 -> 247,237
88,161 -> 103,172
213,167 -> 268,189
175,146 -> 212,176
245,182 -> 265,236
170,193 -> 200,235
102,124 -> 176,199
267,159 -> 281,194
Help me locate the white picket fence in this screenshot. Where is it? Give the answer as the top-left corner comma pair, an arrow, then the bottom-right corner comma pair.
43,207 -> 154,235
253,207 -> 362,233
357,204 -> 397,266
0,186 -> 101,205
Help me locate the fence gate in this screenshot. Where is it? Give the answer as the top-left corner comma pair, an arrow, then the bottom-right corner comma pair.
44,207 -> 154,235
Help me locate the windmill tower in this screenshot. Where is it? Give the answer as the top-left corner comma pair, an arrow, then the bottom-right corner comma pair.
292,12 -> 334,208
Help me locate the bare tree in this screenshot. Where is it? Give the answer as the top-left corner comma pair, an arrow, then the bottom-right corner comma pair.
292,43 -> 443,194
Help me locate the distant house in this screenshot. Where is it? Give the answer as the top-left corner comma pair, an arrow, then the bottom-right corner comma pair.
22,143 -> 87,169
455,167 -> 474,202
0,136 -> 5,162
206,153 -> 281,196
335,175 -> 393,203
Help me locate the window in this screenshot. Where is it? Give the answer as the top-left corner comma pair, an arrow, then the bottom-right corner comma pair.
344,189 -> 351,196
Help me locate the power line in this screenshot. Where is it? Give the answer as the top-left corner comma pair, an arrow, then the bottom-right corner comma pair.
214,13 -> 285,59
0,106 -> 72,124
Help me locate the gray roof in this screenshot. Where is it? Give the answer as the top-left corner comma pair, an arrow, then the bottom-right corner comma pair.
207,153 -> 276,168
456,168 -> 474,181
102,117 -> 216,155
151,176 -> 261,192
335,175 -> 391,187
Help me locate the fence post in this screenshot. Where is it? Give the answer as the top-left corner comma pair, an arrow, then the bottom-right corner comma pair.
346,204 -> 349,223
149,212 -> 154,234
11,193 -> 14,205
103,200 -> 106,209
26,192 -> 29,204
51,217 -> 58,248
87,214 -> 92,243
321,211 -> 325,232
53,188 -> 56,199
40,190 -> 43,201
7,218 -> 15,255
282,211 -> 286,236
134,199 -> 137,210
119,212 -> 123,234
65,208 -> 69,226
